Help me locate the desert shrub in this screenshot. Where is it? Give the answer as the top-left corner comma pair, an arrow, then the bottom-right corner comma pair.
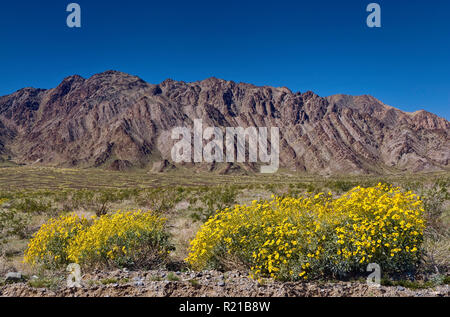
10,197 -> 53,214
24,214 -> 88,268
60,189 -> 139,216
94,190 -> 116,216
67,211 -> 173,269
190,186 -> 238,222
420,178 -> 449,235
422,236 -> 450,274
135,189 -> 180,214
417,178 -> 449,273
186,184 -> 425,281
326,180 -> 358,193
70,189 -> 95,209
0,199 -> 28,252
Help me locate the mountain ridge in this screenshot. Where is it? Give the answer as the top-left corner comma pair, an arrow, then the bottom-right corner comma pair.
0,70 -> 448,175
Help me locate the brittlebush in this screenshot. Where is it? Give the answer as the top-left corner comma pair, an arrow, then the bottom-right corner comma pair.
24,214 -> 88,268
186,184 -> 425,281
24,211 -> 172,270
67,211 -> 172,269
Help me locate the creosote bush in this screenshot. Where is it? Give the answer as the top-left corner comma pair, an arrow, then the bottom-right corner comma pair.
186,184 -> 426,281
1,199 -> 28,252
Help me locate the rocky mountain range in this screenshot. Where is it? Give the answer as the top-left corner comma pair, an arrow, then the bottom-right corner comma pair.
0,70 -> 448,174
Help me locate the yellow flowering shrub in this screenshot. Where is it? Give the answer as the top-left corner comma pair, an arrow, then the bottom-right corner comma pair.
67,211 -> 172,269
24,214 -> 88,268
186,184 -> 425,281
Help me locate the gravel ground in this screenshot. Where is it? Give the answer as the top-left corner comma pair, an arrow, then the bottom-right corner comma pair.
1,270 -> 448,297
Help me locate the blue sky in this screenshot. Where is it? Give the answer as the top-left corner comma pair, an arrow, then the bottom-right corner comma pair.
0,0 -> 449,119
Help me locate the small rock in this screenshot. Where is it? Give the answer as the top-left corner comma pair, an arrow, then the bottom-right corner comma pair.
133,277 -> 144,287
5,272 -> 22,282
396,286 -> 406,292
218,281 -> 225,287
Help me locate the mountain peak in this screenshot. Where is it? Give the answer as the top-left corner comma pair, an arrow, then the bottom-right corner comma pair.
58,74 -> 85,86
88,70 -> 145,82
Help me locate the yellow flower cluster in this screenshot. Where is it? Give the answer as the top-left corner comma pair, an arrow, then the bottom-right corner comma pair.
332,184 -> 424,273
67,210 -> 170,268
186,184 -> 425,281
24,214 -> 88,268
24,211 -> 171,269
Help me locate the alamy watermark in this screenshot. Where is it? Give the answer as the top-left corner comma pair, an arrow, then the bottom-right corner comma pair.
366,263 -> 381,287
366,3 -> 381,28
66,3 -> 81,28
65,3 -> 381,29
66,263 -> 82,288
171,119 -> 280,173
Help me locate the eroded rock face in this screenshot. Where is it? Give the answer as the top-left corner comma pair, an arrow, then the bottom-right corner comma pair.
0,70 -> 448,174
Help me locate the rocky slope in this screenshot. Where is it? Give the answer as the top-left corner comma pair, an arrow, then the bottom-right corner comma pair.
0,70 -> 448,174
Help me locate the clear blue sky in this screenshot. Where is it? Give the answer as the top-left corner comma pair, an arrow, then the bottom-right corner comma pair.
0,0 -> 449,119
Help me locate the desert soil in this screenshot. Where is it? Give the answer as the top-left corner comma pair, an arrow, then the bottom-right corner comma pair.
1,270 -> 448,297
